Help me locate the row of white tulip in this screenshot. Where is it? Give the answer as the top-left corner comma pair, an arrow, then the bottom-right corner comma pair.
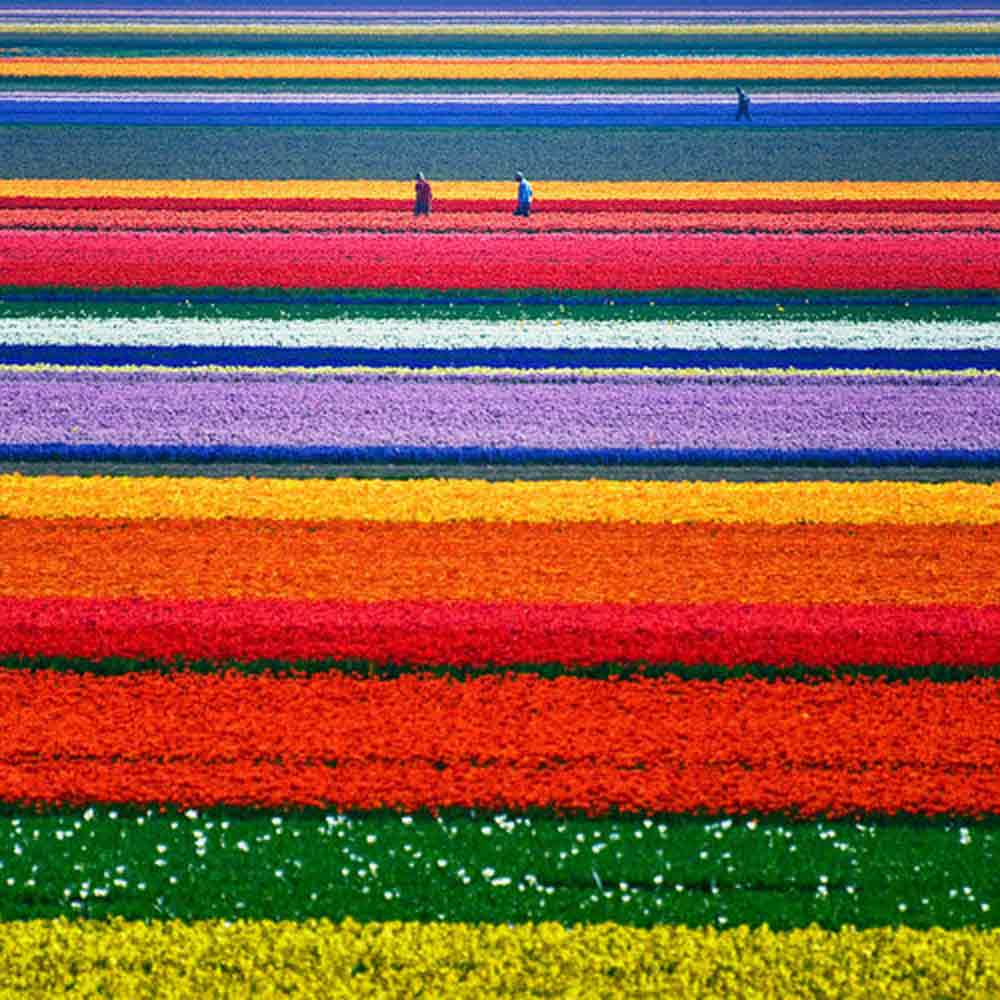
1,317 -> 997,350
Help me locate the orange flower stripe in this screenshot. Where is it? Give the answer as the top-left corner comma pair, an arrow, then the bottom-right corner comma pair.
1,56 -> 995,80
3,476 -> 999,525
3,179 -> 998,202
0,519 -> 997,604
4,673 -> 1000,814
9,672 -> 996,765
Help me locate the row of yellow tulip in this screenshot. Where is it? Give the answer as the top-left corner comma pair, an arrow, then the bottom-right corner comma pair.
1,919 -> 997,998
3,21 -> 996,36
1,56 -> 996,80
3,474 -> 999,525
3,179 -> 999,201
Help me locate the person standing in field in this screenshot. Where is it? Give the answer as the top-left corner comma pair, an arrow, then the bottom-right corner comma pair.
735,86 -> 752,122
414,172 -> 432,216
514,172 -> 533,217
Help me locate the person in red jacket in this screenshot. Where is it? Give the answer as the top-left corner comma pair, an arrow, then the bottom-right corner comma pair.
414,172 -> 432,216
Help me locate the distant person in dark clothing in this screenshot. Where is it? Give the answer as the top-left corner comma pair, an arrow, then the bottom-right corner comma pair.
414,172 -> 432,215
513,172 -> 533,217
735,87 -> 752,122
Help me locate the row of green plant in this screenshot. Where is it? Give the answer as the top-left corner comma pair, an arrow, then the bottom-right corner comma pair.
0,806 -> 996,928
4,654 -> 1000,683
1,291 -> 996,325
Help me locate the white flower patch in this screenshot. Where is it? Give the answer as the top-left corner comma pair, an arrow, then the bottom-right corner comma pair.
3,317 -> 1000,351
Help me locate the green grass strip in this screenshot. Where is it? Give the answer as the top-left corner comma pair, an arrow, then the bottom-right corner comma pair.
4,654 -> 1000,683
8,125 -> 999,182
0,806 -> 997,929
1,292 -> 997,325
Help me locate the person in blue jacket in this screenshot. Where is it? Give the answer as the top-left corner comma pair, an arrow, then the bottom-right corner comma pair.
414,172 -> 432,215
514,172 -> 533,217
735,86 -> 752,122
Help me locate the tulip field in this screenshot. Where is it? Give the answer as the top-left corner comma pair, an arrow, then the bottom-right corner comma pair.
2,1 -> 1000,996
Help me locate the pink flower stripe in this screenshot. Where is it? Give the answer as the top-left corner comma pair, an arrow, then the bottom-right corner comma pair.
1,197 -> 996,214
3,597 -> 1000,668
4,229 -> 1000,289
4,209 -> 997,234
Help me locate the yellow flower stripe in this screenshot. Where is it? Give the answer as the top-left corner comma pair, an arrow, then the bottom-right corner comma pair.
3,178 -> 1000,202
2,21 -> 996,35
4,474 -> 999,525
1,56 -> 996,80
0,919 -> 998,999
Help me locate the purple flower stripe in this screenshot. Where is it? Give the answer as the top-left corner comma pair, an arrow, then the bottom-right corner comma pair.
2,372 -> 1000,453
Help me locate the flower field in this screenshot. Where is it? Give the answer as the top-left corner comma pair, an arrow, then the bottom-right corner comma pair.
2,2 -> 1000,996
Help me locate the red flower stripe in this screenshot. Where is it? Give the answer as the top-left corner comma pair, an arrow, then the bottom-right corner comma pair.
1,197 -> 996,214
2,598 -> 1000,669
2,758 -> 998,816
4,230 -> 999,290
2,672 -> 1000,815
5,209 -> 996,234
2,520 -> 998,606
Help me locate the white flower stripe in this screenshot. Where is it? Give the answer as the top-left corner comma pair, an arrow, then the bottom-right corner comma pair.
1,318 -> 999,351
